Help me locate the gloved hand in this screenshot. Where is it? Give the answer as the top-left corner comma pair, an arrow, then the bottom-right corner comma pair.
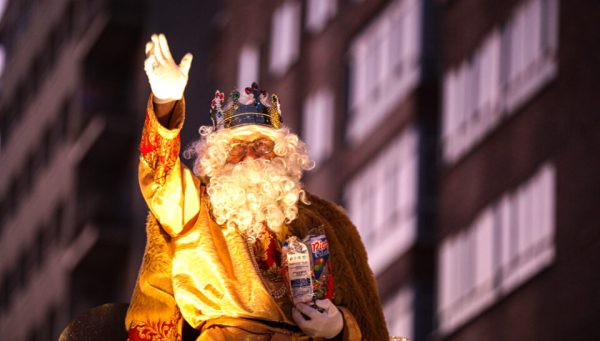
292,299 -> 344,339
143,33 -> 193,103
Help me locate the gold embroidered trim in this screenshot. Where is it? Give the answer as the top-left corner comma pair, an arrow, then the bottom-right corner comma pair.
127,311 -> 182,341
139,110 -> 181,185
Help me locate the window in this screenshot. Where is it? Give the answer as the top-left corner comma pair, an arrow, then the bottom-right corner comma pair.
15,84 -> 25,122
269,1 -> 301,77
384,286 -> 414,339
36,228 -> 48,268
53,204 -> 64,246
306,0 -> 337,34
237,45 -> 260,89
24,155 -> 34,195
42,127 -> 52,167
0,276 -> 7,313
442,0 -> 559,164
0,110 -> 7,154
60,100 -> 70,140
0,45 -> 5,78
47,28 -> 60,68
30,54 -> 43,95
0,20 -> 16,58
503,0 -> 559,113
438,163 -> 556,334
344,126 -> 418,274
0,197 -> 7,230
8,181 -> 18,215
4,268 -> 17,308
0,1 -> 7,21
347,0 -> 422,144
302,88 -> 334,165
18,250 -> 31,287
65,0 -> 75,39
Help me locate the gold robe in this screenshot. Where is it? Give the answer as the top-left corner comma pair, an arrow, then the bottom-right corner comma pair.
125,96 -> 390,340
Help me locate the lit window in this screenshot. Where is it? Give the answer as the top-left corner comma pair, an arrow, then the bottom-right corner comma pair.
344,126 -> 418,275
237,45 -> 260,89
302,88 -> 334,165
347,0 -> 422,144
269,1 -> 301,77
384,286 -> 414,339
441,0 -> 559,164
438,162 -> 556,334
306,0 -> 337,34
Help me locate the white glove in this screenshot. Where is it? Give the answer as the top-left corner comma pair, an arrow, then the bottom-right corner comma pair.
143,33 -> 193,103
292,299 -> 344,339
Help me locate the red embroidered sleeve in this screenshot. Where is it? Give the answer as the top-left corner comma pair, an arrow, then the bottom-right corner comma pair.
139,108 -> 181,186
127,315 -> 182,341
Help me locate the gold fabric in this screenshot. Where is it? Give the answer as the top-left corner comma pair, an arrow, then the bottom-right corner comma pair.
139,96 -> 184,185
125,213 -> 182,339
128,96 -> 390,340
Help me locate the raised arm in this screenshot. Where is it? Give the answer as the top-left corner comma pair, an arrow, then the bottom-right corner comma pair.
138,33 -> 199,237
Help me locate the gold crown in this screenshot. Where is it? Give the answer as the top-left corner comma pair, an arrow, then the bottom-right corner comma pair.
210,82 -> 282,131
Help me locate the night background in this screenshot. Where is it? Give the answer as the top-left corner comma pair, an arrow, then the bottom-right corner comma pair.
0,0 -> 599,340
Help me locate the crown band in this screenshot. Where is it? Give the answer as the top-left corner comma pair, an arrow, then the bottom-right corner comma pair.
223,113 -> 277,129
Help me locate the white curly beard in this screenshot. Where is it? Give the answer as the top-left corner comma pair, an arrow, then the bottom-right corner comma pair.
206,157 -> 304,240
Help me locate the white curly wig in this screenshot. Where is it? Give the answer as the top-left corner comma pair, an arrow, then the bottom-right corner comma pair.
184,125 -> 315,240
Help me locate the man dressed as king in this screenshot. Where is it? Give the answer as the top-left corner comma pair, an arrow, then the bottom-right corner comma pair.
125,33 -> 391,341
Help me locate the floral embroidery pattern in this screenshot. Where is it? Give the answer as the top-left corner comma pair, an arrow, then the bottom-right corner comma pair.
127,314 -> 182,341
140,111 -> 180,185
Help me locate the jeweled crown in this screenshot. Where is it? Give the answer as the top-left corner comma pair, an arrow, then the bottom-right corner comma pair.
210,82 -> 282,131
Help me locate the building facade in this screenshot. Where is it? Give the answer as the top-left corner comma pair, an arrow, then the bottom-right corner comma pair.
0,0 -> 144,339
437,0 -> 600,340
